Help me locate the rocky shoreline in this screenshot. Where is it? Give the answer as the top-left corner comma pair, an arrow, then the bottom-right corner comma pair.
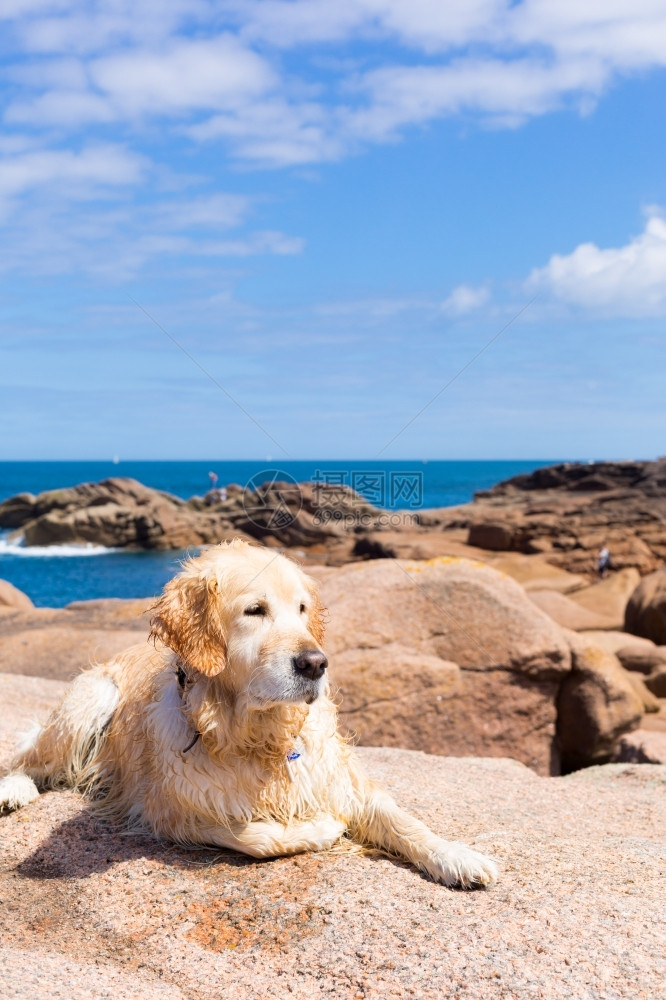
1,458 -> 666,774
2,553 -> 665,776
1,459 -> 665,997
2,459 -> 666,579
0,476 -> 382,556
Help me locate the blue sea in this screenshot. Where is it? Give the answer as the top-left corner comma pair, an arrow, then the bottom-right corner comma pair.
0,460 -> 554,607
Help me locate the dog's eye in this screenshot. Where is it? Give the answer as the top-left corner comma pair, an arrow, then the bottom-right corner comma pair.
244,604 -> 267,617
299,603 -> 307,614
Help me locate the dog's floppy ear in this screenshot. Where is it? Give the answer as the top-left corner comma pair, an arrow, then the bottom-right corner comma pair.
307,584 -> 327,647
150,572 -> 226,676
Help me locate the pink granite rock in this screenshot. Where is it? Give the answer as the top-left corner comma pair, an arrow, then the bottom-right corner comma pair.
0,673 -> 663,1000
0,579 -> 33,611
321,557 -> 570,774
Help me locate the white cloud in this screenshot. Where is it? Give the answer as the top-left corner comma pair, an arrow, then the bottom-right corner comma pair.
0,0 -> 67,18
91,34 -> 274,116
188,97 -> 343,166
441,284 -> 490,316
234,0 -> 666,66
0,144 -> 146,207
0,134 -> 44,154
0,209 -> 304,278
6,0 -> 210,53
313,296 -> 425,320
5,34 -> 275,126
150,193 -> 252,231
509,1 -> 666,70
76,228 -> 304,278
0,143 -> 302,276
527,210 -> 666,316
2,1 -> 666,167
236,0 -> 502,50
309,289 -> 492,324
6,90 -> 117,126
0,0 -> 666,290
8,56 -> 88,89
346,56 -> 607,140
191,230 -> 305,256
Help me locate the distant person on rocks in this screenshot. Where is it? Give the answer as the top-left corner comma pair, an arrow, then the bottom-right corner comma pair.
207,471 -> 219,505
598,545 -> 611,579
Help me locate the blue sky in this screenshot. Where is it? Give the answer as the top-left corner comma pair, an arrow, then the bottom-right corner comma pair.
1,0 -> 666,461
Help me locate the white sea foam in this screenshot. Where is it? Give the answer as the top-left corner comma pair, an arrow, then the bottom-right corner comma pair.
0,533 -> 117,557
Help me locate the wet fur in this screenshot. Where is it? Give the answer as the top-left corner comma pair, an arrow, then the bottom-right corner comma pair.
0,540 -> 498,888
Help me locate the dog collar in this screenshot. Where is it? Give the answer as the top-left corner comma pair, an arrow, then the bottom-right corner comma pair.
177,668 -> 302,762
176,665 -> 201,753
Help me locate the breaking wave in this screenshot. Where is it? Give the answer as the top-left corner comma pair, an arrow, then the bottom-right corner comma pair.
0,533 -> 118,557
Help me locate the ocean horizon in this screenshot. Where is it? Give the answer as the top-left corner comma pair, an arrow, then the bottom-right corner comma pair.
0,459 -> 560,607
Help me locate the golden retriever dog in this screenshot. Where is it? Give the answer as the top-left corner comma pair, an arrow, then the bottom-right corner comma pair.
0,540 -> 497,888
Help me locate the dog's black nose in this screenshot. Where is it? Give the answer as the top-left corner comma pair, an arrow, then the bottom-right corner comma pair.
292,650 -> 328,681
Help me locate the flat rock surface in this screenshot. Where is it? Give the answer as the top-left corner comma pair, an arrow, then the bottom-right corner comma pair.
0,599 -> 153,681
527,589 -> 618,631
485,554 -> 586,594
566,568 -> 641,630
578,630 -> 656,655
1,673 -> 664,1000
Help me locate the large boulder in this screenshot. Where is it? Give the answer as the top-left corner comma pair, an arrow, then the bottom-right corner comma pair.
624,672 -> 661,713
615,643 -> 666,675
0,492 -> 37,528
644,667 -> 666,698
0,579 -> 34,611
0,476 -> 377,553
613,729 -> 666,764
321,557 -> 571,774
467,521 -> 519,551
7,478 -> 204,550
557,633 -> 643,771
624,570 -> 666,643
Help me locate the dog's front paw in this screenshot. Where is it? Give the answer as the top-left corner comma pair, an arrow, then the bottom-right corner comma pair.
0,773 -> 40,813
310,816 -> 347,850
422,841 -> 498,889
